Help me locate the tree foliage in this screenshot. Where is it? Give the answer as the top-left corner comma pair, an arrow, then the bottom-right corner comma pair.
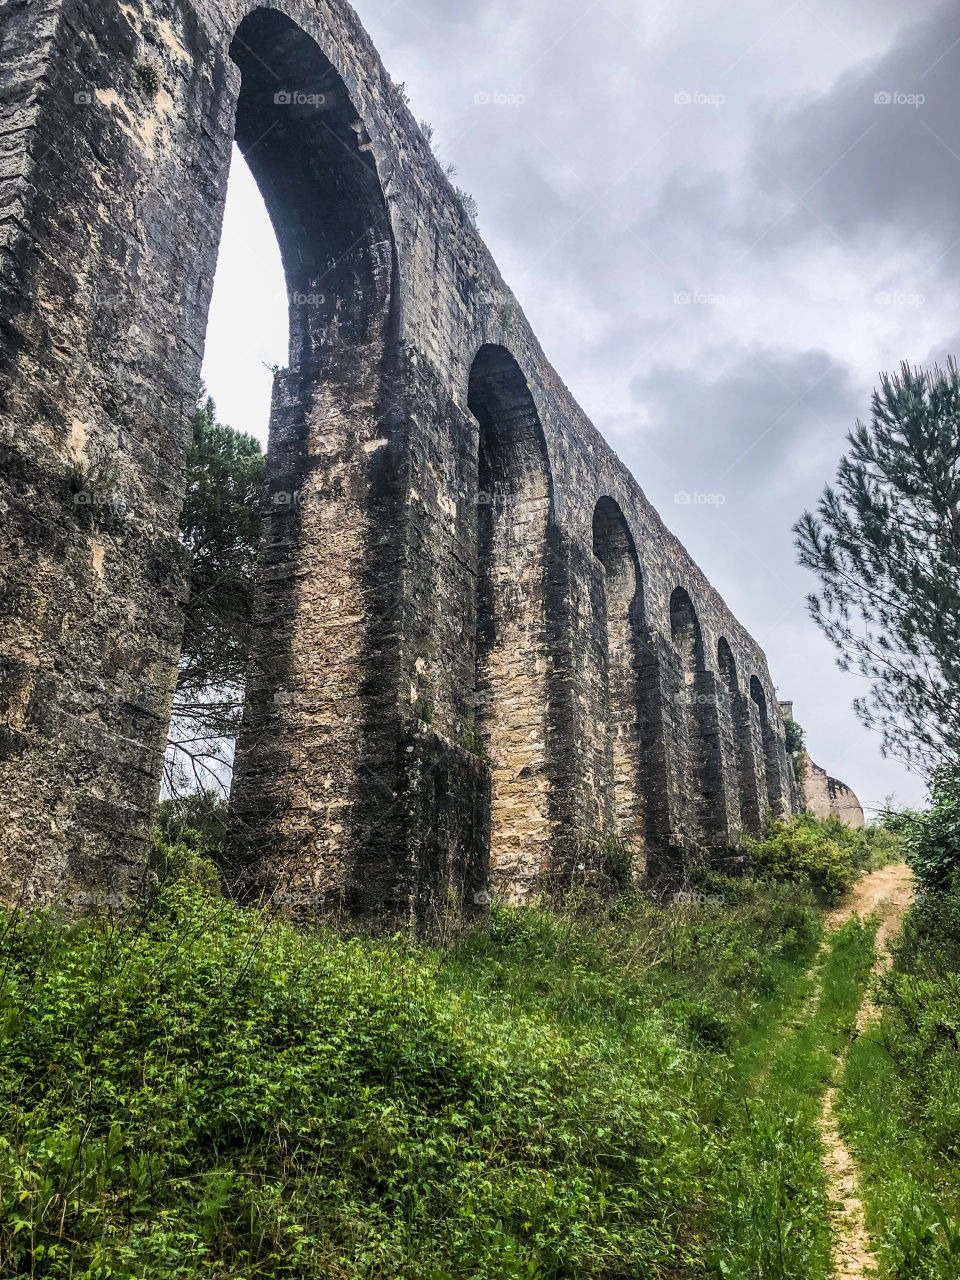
795,360 -> 960,774
165,395 -> 265,795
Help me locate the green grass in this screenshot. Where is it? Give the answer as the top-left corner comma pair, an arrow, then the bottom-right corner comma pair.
705,915 -> 878,1280
838,1033 -> 960,1277
0,848 -> 829,1280
836,881 -> 960,1277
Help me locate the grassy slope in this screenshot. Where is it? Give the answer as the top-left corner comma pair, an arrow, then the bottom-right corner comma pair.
706,915 -> 878,1279
0,816 -> 899,1280
0,857 -> 828,1280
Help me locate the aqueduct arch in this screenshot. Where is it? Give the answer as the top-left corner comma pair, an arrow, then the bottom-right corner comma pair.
225,7 -> 406,911
717,637 -> 765,836
468,344 -> 556,900
751,676 -> 789,818
668,588 -> 715,848
0,0 -> 799,915
591,497 -> 648,877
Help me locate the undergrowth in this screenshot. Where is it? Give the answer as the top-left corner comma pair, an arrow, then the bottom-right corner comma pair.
743,811 -> 899,904
0,841 -> 828,1279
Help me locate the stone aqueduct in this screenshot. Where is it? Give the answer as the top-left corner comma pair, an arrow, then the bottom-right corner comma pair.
1,0 -> 803,922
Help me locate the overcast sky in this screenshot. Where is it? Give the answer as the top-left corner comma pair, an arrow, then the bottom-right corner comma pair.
202,0 -> 960,812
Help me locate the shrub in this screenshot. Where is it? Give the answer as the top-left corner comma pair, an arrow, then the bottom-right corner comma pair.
133,61 -> 161,98
745,813 -> 858,904
874,879 -> 960,1165
904,792 -> 960,891
743,811 -> 902,904
873,828 -> 960,1163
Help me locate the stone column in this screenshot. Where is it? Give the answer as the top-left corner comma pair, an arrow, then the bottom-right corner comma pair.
733,692 -> 766,835
229,349 -> 492,928
697,667 -> 742,852
0,0 -> 236,905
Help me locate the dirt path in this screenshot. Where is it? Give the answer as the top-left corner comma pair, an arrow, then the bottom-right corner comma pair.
820,863 -> 915,1279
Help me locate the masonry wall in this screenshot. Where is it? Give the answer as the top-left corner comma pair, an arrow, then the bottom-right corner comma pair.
802,754 -> 865,828
0,0 -> 797,918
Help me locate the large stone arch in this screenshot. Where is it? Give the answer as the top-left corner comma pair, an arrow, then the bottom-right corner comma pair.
717,637 -> 764,836
223,8 -> 406,912
590,497 -> 648,878
0,0 -> 460,920
750,675 -> 789,817
666,587 -> 729,853
467,344 -> 555,899
0,0 -> 804,918
669,588 -> 705,846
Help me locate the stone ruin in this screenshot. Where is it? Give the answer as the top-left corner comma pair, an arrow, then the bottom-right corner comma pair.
1,0 -> 843,925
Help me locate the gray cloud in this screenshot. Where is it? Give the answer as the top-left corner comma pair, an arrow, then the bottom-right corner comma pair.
631,346 -> 859,499
752,1 -> 960,251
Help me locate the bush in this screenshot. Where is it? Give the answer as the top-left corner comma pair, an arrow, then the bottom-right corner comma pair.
873,837 -> 960,1162
904,793 -> 960,891
744,813 -> 857,904
743,811 -> 901,904
154,791 -> 229,857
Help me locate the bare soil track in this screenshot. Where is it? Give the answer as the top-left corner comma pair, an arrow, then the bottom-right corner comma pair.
821,863 -> 915,1279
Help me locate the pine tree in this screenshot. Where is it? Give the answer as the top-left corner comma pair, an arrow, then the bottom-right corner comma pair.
165,394 -> 265,796
795,360 -> 960,775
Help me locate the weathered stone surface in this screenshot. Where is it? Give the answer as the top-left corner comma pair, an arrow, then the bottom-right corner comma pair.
1,0 -> 806,918
803,755 -> 865,828
778,702 -> 864,828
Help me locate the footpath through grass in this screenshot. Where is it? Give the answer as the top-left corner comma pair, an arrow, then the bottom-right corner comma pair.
837,876 -> 960,1277
706,914 -> 878,1279
0,815 -> 899,1279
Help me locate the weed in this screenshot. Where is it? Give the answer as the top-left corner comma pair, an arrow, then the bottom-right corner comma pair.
134,61 -> 161,98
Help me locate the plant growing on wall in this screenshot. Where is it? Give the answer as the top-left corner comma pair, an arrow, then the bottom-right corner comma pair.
784,716 -> 807,784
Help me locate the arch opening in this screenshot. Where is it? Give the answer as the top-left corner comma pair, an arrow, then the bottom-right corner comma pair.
229,9 -> 394,363
750,675 -> 784,817
717,636 -> 738,694
670,587 -> 704,676
668,587 -> 717,847
218,9 -> 400,895
468,344 -> 554,898
719,638 -> 761,836
592,498 -> 647,873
